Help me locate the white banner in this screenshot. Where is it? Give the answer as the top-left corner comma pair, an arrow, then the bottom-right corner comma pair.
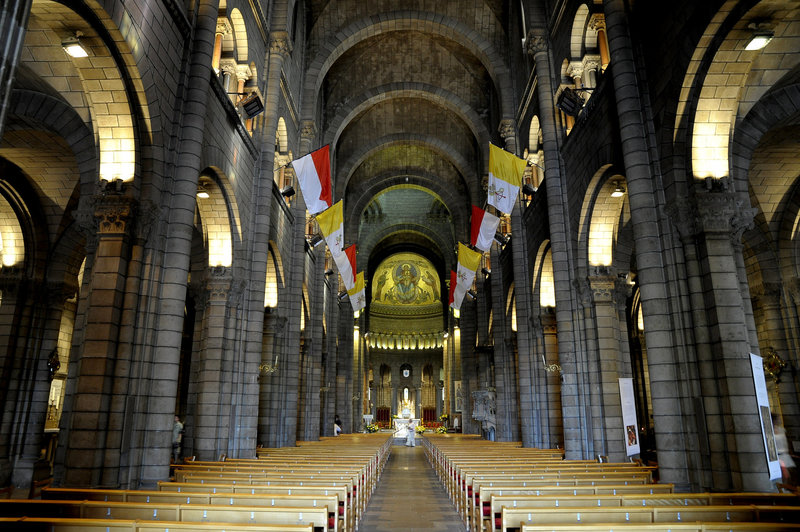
619,378 -> 640,456
750,353 -> 781,480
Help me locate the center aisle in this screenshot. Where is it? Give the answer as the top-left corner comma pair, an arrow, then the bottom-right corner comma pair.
359,440 -> 466,531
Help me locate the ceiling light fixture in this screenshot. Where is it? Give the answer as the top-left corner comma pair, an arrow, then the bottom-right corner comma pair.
745,31 -> 773,50
62,32 -> 89,58
196,184 -> 210,199
610,181 -> 625,198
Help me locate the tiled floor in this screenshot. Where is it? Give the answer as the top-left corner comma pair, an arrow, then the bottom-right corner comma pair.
359,440 -> 466,531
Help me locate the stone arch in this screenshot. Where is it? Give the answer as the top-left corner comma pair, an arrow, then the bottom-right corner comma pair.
570,4 -> 591,58
196,169 -> 236,267
336,134 -> 479,205
230,9 -> 248,63
533,241 -> 555,310
300,11 -> 514,126
264,245 -> 280,308
323,82 -> 492,171
577,165 -> 628,268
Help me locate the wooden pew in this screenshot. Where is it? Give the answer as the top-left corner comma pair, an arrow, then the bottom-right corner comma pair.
486,493 -> 800,532
520,524 -> 800,532
502,505 -> 800,532
0,499 -> 330,531
0,516 -> 314,531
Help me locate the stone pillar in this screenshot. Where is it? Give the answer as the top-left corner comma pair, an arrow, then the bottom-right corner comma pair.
540,310 -> 562,448
61,189 -> 135,487
498,119 -> 517,155
589,14 -> 610,71
191,266 -> 233,460
603,0 -> 691,487
258,313 -> 285,446
526,27 -> 593,459
588,269 -> 631,461
0,0 -> 32,139
692,189 -> 771,491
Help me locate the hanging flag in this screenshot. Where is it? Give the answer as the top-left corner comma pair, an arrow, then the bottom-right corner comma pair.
333,244 -> 357,291
348,271 -> 366,312
451,243 -> 483,310
471,205 -> 500,252
488,143 -> 527,214
316,200 -> 344,256
448,270 -> 457,308
290,145 -> 333,215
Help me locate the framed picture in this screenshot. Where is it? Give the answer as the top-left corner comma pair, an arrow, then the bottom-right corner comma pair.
454,380 -> 462,412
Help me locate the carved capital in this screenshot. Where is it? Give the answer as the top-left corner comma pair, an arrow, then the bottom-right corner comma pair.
694,190 -> 738,234
588,272 -> 616,303
235,64 -> 252,80
133,200 -> 159,245
219,58 -> 237,75
204,265 -> 233,303
498,119 -> 516,140
95,193 -> 135,235
613,279 -> 632,309
566,62 -> 584,80
269,32 -> 292,58
573,277 -> 593,308
665,198 -> 697,240
589,14 -> 606,32
216,19 -> 232,35
525,32 -> 547,56
751,281 -> 783,308
300,120 -> 317,140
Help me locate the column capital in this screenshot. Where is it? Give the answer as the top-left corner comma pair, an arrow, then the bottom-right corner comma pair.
269,31 -> 293,59
525,31 -> 547,56
94,187 -> 136,235
300,120 -> 318,141
588,269 -> 616,303
219,58 -> 237,75
204,265 -> 233,303
694,189 -> 756,237
751,281 -> 783,307
216,19 -> 232,35
589,13 -> 606,31
498,119 -> 516,140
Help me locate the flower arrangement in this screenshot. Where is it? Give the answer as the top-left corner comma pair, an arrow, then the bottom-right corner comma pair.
435,426 -> 447,434
392,414 -> 399,419
439,413 -> 449,422
415,424 -> 426,434
365,423 -> 379,433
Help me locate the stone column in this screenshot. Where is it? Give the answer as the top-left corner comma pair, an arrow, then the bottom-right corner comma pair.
691,189 -> 771,490
603,0 -> 692,487
498,119 -> 517,155
526,28 -> 593,459
540,310 -> 562,448
588,270 -> 631,461
61,189 -> 135,487
0,0 -> 32,139
191,266 -> 233,460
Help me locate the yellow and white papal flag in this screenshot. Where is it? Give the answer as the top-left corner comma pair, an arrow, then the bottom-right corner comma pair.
316,200 -> 344,257
347,271 -> 366,312
488,143 -> 527,214
451,243 -> 483,310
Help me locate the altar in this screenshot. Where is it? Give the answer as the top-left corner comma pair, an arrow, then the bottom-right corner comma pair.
393,418 -> 420,438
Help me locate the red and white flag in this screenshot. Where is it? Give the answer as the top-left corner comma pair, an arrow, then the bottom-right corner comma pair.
333,244 -> 357,291
470,205 -> 500,252
291,145 -> 333,215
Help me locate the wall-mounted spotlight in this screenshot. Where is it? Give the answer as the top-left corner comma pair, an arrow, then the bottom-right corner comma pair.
466,290 -> 477,301
280,185 -> 296,198
324,268 -> 334,276
610,181 -> 626,198
240,93 -> 264,118
307,234 -> 324,247
522,183 -> 536,196
494,232 -> 510,246
443,332 -> 449,339
338,292 -> 349,302
481,267 -> 491,278
196,184 -> 210,199
62,32 -> 89,58
556,87 -> 583,117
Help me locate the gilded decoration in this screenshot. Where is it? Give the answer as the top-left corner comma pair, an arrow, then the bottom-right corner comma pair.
372,253 -> 440,306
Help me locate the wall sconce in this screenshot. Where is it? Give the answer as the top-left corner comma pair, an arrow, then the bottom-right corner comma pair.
556,87 -> 583,117
196,184 -> 210,199
338,292 -> 349,302
280,185 -> 295,198
745,30 -> 773,50
466,290 -> 477,301
494,232 -> 509,246
610,181 -> 626,197
522,183 -> 536,196
324,268 -> 334,276
307,233 -> 323,247
481,267 -> 491,278
62,32 -> 89,58
240,93 -> 264,118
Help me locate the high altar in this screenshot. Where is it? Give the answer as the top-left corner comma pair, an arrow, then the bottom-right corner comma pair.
393,418 -> 420,438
